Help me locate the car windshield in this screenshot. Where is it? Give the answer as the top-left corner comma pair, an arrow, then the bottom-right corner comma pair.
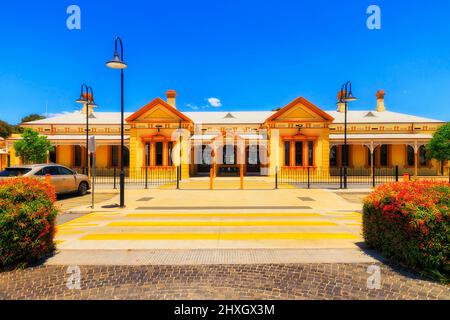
0,168 -> 33,177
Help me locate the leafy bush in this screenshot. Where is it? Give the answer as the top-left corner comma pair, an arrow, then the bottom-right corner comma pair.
0,178 -> 58,267
363,180 -> 450,281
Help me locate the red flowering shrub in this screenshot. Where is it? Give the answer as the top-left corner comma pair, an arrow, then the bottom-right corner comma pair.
363,180 -> 449,280
0,177 -> 58,267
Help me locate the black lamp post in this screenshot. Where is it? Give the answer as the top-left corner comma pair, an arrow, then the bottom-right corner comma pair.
338,81 -> 357,189
106,37 -> 127,208
76,84 -> 97,176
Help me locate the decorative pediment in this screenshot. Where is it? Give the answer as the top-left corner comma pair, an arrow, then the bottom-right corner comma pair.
265,97 -> 334,123
126,98 -> 192,123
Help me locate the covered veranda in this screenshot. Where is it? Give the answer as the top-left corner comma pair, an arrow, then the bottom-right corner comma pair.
329,134 -> 445,177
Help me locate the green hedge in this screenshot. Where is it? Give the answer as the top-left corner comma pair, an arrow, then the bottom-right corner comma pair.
0,177 -> 58,267
363,180 -> 449,282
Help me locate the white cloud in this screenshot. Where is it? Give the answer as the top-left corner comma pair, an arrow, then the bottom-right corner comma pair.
45,111 -> 74,118
185,103 -> 199,110
186,97 -> 222,110
207,97 -> 222,108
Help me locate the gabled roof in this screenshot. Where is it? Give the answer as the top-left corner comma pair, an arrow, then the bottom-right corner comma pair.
125,98 -> 192,123
184,111 -> 274,124
265,97 -> 335,122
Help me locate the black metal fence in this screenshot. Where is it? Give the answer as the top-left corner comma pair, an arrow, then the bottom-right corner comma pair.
74,167 -> 177,188
277,166 -> 399,189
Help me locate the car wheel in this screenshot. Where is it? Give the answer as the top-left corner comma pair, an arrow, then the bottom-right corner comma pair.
78,182 -> 88,196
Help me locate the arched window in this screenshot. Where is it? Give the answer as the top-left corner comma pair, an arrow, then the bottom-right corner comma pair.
419,146 -> 427,166
284,141 -> 291,166
49,148 -> 57,164
407,146 -> 415,166
74,145 -> 83,167
330,146 -> 337,167
155,142 -> 163,166
380,145 -> 389,166
295,141 -> 303,166
111,146 -> 119,167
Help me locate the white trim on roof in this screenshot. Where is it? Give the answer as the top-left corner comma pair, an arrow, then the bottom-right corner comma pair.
190,133 -> 266,141
327,111 -> 443,124
190,134 -> 218,141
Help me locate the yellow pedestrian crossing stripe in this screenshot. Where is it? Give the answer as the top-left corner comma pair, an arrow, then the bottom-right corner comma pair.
57,209 -> 362,245
81,232 -> 359,241
125,213 -> 321,219
107,220 -> 337,227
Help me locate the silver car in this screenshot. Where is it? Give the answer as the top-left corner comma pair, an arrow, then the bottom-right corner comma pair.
0,164 -> 91,196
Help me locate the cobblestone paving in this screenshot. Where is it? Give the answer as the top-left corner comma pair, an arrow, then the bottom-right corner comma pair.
0,263 -> 448,300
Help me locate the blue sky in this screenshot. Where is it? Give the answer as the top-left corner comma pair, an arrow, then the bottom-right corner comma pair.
0,0 -> 449,124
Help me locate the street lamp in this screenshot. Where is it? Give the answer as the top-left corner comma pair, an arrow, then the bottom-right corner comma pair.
338,81 -> 357,189
106,36 -> 127,208
76,84 -> 97,177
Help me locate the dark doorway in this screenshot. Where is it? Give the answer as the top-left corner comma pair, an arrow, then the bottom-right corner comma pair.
246,145 -> 260,175
196,145 -> 212,175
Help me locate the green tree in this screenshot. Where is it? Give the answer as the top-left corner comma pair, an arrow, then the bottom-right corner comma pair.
426,122 -> 450,173
0,120 -> 12,139
13,128 -> 54,164
21,114 -> 46,123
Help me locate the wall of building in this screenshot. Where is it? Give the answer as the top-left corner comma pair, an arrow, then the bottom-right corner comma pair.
350,145 -> 368,167
390,145 -> 404,167
56,145 -> 73,167
0,154 -> 6,170
96,146 -> 110,168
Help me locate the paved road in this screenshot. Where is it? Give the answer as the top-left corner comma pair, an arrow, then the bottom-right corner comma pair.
0,263 -> 448,300
2,186 -> 446,300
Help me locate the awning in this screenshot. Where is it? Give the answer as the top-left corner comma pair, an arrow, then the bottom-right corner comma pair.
329,133 -> 433,146
7,135 -> 130,141
7,135 -> 130,147
330,133 -> 432,140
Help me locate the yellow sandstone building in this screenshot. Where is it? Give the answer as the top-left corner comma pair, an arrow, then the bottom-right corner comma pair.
0,137 -> 7,170
5,89 -> 448,178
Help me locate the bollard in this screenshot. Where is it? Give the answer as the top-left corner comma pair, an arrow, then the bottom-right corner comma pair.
240,164 -> 244,190
113,167 -> 117,189
210,167 -> 214,190
145,166 -> 148,189
395,165 -> 399,182
307,166 -> 311,189
275,166 -> 278,189
372,168 -> 376,188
